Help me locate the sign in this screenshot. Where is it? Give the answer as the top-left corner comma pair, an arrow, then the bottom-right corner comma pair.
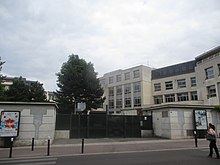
194,110 -> 207,130
0,111 -> 20,137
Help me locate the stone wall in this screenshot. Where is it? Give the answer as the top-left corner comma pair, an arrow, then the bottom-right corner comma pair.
0,102 -> 57,147
150,104 -> 219,139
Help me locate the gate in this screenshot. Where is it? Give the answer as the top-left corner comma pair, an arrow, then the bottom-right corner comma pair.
56,114 -> 152,138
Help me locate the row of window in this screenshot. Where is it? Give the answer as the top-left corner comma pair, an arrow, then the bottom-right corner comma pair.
109,96 -> 142,109
109,82 -> 141,96
154,91 -> 198,104
154,77 -> 196,91
108,70 -> 140,84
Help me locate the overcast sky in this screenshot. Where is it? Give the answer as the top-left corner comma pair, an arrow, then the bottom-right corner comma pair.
1,0 -> 220,91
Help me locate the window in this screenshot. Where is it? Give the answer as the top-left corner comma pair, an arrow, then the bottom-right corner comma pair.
134,96 -> 141,107
133,82 -> 141,93
133,70 -> 140,78
218,64 -> 220,75
165,94 -> 175,102
125,98 -> 131,108
116,99 -> 122,108
177,93 -> 189,101
177,79 -> 186,88
207,85 -> 216,98
116,74 -> 121,82
108,87 -> 114,96
165,81 -> 173,90
108,100 -> 114,109
109,76 -> 114,84
154,83 -> 161,91
124,72 -> 130,80
190,91 -> 198,100
154,95 -> 163,104
205,67 -> 214,79
191,77 -> 196,87
162,111 -> 168,118
116,85 -> 122,95
124,84 -> 131,94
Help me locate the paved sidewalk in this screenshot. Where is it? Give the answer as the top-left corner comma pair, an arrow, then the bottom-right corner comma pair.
0,138 -> 212,159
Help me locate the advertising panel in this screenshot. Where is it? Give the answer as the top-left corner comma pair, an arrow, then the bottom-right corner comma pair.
194,110 -> 207,130
0,111 -> 20,137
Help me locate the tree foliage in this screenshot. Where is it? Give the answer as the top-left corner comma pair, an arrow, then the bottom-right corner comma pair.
4,77 -> 46,102
56,54 -> 104,114
0,57 -> 6,100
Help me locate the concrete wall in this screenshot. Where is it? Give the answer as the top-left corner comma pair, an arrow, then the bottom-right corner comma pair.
150,104 -> 220,139
0,102 -> 57,146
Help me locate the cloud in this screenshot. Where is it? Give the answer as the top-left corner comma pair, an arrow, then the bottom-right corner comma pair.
1,0 -> 220,91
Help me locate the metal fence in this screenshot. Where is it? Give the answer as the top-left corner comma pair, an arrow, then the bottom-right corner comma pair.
56,114 -> 152,138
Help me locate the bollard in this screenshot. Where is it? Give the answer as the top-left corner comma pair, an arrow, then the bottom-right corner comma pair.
194,131 -> 198,147
81,138 -> 84,154
47,136 -> 50,156
31,138 -> 34,151
9,138 -> 14,158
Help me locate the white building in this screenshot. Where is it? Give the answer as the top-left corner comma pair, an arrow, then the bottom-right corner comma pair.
100,45 -> 220,139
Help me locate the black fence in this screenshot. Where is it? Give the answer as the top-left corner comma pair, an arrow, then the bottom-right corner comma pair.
56,114 -> 152,138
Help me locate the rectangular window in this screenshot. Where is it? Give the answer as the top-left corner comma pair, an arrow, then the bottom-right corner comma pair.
205,67 -> 214,79
133,70 -> 140,78
133,82 -> 141,93
125,98 -> 131,108
177,79 -> 186,88
109,76 -> 114,84
165,94 -> 175,102
162,111 -> 168,118
165,81 -> 173,90
108,87 -> 114,96
191,77 -> 196,87
116,99 -> 122,109
108,100 -> 114,109
218,64 -> 220,75
124,72 -> 130,80
116,85 -> 122,95
207,85 -> 216,98
154,83 -> 161,91
124,84 -> 131,94
177,93 -> 189,101
116,74 -> 121,82
190,91 -> 198,100
134,96 -> 141,107
154,95 -> 163,104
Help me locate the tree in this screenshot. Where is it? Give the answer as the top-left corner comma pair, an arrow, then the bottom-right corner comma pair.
0,57 -> 6,100
56,54 -> 105,114
5,77 -> 46,102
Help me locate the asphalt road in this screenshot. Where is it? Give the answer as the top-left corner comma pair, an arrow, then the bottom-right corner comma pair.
1,147 -> 219,165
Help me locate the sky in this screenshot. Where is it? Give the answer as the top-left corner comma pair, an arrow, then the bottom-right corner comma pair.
1,0 -> 220,91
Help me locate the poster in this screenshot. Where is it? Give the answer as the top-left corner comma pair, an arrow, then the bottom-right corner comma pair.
194,110 -> 207,130
0,111 -> 20,137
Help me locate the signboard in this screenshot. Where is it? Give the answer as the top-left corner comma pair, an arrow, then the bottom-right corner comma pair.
194,110 -> 207,130
0,111 -> 20,137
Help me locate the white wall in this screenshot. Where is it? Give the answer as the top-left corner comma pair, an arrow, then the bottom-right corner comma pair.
0,102 -> 57,146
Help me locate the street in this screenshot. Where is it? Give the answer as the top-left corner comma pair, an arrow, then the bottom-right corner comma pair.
1,147 -> 219,165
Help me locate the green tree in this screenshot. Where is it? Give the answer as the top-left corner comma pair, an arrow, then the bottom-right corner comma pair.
56,54 -> 104,114
29,81 -> 46,101
0,57 -> 6,100
5,77 -> 46,102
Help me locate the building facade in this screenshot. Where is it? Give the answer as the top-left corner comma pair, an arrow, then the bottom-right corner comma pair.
100,65 -> 152,115
100,46 -> 220,139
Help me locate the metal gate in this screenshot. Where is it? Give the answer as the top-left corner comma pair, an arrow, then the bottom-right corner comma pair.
56,114 -> 152,138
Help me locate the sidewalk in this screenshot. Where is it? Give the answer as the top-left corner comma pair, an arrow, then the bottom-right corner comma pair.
0,138 -> 211,159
